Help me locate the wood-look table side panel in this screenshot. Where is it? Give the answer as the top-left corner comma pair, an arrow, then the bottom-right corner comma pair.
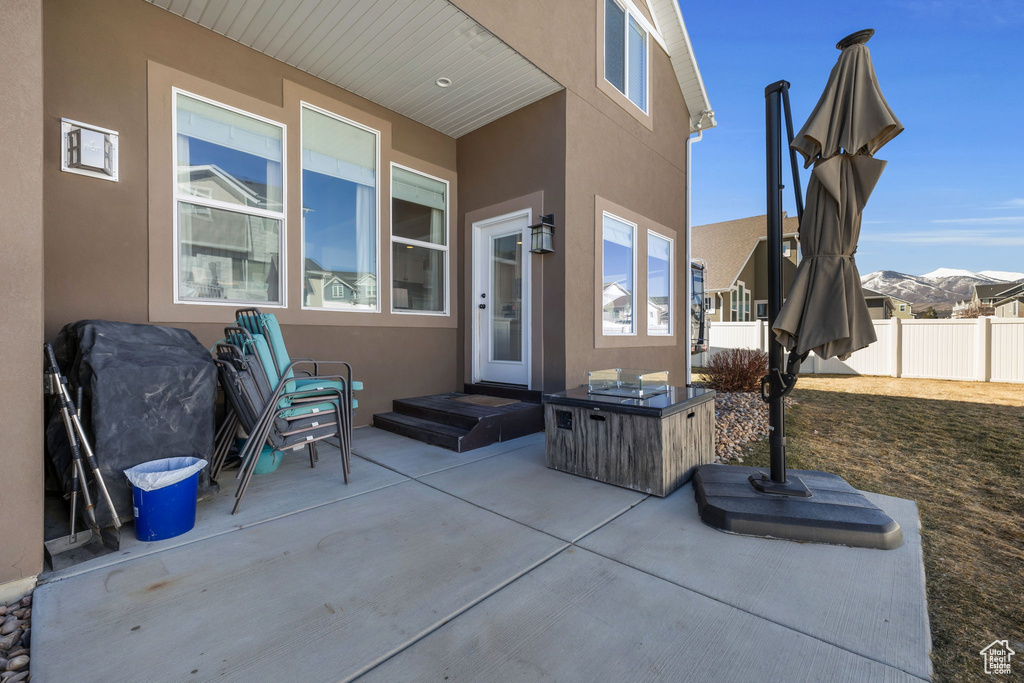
544,401 -> 716,497
660,399 -> 716,494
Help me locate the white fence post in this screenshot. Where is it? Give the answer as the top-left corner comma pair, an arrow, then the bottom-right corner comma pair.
976,317 -> 991,382
890,317 -> 902,378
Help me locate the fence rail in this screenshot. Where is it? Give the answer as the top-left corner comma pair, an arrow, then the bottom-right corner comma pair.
694,318 -> 1024,384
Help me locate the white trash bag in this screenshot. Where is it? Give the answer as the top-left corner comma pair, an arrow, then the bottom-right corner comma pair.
124,457 -> 209,492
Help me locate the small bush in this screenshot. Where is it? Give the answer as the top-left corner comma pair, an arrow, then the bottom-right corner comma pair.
703,348 -> 768,393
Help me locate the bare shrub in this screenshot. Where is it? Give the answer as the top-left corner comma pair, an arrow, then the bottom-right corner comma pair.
704,348 -> 768,393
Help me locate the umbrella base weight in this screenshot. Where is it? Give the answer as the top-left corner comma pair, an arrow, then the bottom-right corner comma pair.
748,472 -> 812,497
694,464 -> 903,550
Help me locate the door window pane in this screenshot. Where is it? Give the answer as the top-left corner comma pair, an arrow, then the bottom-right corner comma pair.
603,214 -> 635,335
392,243 -> 445,313
301,106 -> 378,310
604,0 -> 626,92
648,232 -> 671,335
178,202 -> 281,303
175,94 -> 283,212
491,234 -> 523,361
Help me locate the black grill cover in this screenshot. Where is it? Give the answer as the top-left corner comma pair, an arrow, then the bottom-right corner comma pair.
46,320 -> 218,528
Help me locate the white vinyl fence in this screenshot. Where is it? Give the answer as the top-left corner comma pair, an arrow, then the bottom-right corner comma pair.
694,318 -> 1024,383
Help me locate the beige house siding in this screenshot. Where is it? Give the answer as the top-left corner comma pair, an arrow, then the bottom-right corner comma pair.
0,0 -> 45,589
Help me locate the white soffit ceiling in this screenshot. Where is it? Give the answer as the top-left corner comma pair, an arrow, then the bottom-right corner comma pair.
146,0 -> 564,138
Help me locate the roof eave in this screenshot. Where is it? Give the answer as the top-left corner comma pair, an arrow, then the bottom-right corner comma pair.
648,0 -> 716,132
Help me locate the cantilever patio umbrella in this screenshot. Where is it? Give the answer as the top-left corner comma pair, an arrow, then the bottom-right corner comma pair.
773,29 -> 904,360
693,29 -> 906,549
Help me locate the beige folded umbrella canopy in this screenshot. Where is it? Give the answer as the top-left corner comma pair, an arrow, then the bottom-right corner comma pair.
773,31 -> 903,361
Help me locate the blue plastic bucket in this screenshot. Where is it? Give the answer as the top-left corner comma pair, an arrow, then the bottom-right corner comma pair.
125,457 -> 205,542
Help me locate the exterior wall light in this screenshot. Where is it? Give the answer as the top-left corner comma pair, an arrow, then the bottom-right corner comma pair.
61,118 -> 119,181
529,214 -> 556,254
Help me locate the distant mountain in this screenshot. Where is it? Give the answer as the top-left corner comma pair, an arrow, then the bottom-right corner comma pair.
978,270 -> 1024,282
859,268 -> 1024,313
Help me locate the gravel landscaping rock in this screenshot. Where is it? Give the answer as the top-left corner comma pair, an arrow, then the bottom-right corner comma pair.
712,391 -> 796,464
0,593 -> 32,682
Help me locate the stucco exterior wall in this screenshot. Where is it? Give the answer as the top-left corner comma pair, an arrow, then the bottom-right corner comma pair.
43,0 -> 461,423
456,94 -> 568,392
0,0 -> 45,590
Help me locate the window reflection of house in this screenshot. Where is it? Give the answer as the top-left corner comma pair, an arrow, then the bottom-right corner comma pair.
303,258 -> 376,309
178,164 -> 280,302
603,281 -> 633,333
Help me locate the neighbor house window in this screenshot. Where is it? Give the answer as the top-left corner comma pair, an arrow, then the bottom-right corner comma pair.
604,0 -> 648,112
705,296 -> 714,313
731,282 -> 750,321
174,91 -> 285,304
391,164 -> 448,314
782,241 -> 792,257
756,301 -> 768,320
647,231 -> 672,335
602,213 -> 636,335
301,104 -> 379,311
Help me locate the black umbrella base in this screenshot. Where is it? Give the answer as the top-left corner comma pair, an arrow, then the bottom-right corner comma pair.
693,464 -> 903,550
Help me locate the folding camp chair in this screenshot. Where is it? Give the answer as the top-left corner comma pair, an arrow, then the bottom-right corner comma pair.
213,337 -> 350,514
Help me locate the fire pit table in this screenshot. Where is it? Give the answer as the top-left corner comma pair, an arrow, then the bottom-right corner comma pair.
543,370 -> 716,497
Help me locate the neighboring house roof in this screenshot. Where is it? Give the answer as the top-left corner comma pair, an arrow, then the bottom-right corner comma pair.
691,214 -> 799,292
647,0 -> 716,131
994,294 -> 1024,307
974,280 -> 1024,301
861,288 -> 890,300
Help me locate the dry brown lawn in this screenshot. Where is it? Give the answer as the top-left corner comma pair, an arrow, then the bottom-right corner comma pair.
740,375 -> 1024,681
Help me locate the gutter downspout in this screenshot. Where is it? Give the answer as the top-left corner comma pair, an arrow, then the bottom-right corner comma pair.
685,109 -> 713,386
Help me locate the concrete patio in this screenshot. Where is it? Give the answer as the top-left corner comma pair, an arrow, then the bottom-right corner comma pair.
30,428 -> 931,681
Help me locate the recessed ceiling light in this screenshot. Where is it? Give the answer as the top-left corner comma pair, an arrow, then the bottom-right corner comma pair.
435,77 -> 452,88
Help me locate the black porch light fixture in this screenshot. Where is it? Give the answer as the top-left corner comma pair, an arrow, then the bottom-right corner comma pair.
529,214 -> 556,254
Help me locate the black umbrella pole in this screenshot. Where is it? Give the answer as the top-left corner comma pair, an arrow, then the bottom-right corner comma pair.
749,82 -> 811,498
765,82 -> 787,485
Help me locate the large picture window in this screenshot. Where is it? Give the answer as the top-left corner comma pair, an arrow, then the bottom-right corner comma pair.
602,213 -> 636,335
301,104 -> 379,311
391,165 -> 448,314
604,0 -> 648,113
173,91 -> 285,304
647,231 -> 672,335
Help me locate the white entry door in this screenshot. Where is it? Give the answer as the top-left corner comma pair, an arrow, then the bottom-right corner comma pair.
473,211 -> 531,386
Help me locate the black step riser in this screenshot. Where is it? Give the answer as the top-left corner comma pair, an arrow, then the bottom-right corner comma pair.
464,383 -> 543,404
392,400 -> 480,430
372,414 -> 463,451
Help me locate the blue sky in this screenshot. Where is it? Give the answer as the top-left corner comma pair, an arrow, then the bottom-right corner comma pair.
683,0 -> 1024,276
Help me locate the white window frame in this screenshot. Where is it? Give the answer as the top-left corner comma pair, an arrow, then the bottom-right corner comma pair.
705,296 -> 715,314
604,0 -> 650,114
299,101 -> 382,313
602,211 -> 638,336
171,88 -> 287,308
755,299 -> 768,320
389,162 -> 450,317
647,229 -> 674,336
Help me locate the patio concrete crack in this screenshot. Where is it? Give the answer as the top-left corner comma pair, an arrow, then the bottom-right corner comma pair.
345,542 -> 571,682
352,437 -> 542,479
571,543 -> 931,682
37,464 -> 409,586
